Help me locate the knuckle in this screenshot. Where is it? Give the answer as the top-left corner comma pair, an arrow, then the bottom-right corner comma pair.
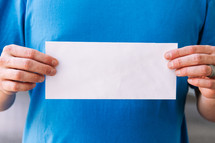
193,55 -> 202,64
1,81 -> 8,91
14,71 -> 23,80
23,59 -> 32,69
3,45 -> 13,53
211,46 -> 215,52
201,66 -> 210,75
205,45 -> 210,49
11,82 -> 19,91
175,59 -> 182,67
176,50 -> 180,57
188,46 -> 196,54
0,57 -> 7,65
207,81 -> 214,88
0,58 -> 3,65
182,68 -> 188,75
195,79 -> 200,85
45,57 -> 53,65
26,49 -> 35,59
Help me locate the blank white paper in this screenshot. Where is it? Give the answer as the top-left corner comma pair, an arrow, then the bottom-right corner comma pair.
45,42 -> 177,99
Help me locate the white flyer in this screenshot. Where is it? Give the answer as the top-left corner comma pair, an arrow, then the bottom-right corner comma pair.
45,42 -> 177,99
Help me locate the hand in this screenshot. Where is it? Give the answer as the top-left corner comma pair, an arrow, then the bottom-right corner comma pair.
0,44 -> 58,96
164,45 -> 215,99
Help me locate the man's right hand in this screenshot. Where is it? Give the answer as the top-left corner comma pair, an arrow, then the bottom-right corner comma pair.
0,44 -> 58,96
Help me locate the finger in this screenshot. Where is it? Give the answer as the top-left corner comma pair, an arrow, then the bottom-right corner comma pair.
0,57 -> 56,76
175,65 -> 212,77
168,54 -> 215,69
3,44 -> 58,67
1,69 -> 44,83
165,45 -> 215,60
188,78 -> 215,89
1,80 -> 36,92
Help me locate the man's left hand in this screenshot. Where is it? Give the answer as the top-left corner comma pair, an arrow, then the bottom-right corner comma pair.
165,45 -> 215,99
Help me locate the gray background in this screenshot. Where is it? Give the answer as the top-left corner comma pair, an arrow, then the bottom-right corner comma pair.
0,89 -> 215,143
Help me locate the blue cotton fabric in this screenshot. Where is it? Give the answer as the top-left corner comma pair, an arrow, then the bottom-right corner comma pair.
0,0 -> 215,143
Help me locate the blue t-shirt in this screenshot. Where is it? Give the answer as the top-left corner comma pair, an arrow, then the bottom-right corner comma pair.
0,0 -> 215,143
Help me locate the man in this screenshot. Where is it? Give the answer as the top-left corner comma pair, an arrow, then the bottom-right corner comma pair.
0,0 -> 215,142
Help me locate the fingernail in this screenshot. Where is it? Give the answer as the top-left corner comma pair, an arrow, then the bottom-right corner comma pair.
168,62 -> 174,68
46,69 -> 56,75
39,77 -> 44,82
175,70 -> 180,75
51,69 -> 56,75
52,60 -> 58,66
165,53 -> 172,59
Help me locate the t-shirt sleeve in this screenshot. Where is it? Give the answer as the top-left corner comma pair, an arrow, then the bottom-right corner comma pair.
0,0 -> 26,54
199,0 -> 215,46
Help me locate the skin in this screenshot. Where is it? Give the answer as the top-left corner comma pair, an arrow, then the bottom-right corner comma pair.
0,44 -> 58,111
165,45 -> 215,122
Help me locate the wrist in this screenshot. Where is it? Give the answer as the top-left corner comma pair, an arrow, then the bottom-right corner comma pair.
197,94 -> 215,122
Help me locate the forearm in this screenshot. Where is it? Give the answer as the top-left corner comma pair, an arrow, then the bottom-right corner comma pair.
196,89 -> 215,122
0,90 -> 16,111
